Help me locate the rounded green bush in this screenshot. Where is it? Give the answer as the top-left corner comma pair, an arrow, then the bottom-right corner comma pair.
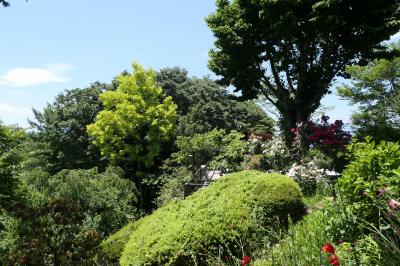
102,170 -> 304,265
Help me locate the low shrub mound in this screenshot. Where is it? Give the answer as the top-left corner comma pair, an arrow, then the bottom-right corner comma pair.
102,170 -> 304,265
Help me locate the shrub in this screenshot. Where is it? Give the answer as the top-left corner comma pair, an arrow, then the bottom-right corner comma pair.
18,166 -> 138,237
260,137 -> 294,172
338,138 -> 400,222
102,170 -> 304,265
291,116 -> 351,170
7,198 -> 101,266
287,161 -> 339,196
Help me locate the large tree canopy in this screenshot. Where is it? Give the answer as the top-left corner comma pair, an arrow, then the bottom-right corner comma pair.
338,53 -> 400,141
156,67 -> 275,136
30,82 -> 109,173
207,0 -> 400,141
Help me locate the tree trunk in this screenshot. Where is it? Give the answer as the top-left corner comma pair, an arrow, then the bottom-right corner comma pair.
279,102 -> 310,149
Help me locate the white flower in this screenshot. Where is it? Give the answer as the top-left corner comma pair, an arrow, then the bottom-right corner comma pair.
287,168 -> 296,177
326,170 -> 339,176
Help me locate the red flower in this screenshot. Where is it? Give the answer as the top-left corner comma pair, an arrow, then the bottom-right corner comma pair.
322,243 -> 335,254
241,255 -> 250,266
389,199 -> 400,210
328,254 -> 340,266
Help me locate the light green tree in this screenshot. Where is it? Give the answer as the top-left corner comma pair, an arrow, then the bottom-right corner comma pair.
87,63 -> 177,176
338,51 -> 400,141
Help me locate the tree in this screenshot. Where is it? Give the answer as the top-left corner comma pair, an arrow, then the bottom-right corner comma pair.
206,0 -> 400,143
0,122 -> 25,209
156,68 -> 275,136
30,82 -> 109,173
338,54 -> 400,141
156,67 -> 188,109
87,63 -> 177,176
0,0 -> 9,7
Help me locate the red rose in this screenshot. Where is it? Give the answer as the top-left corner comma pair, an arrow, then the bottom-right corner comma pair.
328,254 -> 340,266
241,255 -> 250,266
322,243 -> 335,254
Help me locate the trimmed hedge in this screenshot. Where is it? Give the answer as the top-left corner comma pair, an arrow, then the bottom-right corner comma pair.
102,170 -> 304,265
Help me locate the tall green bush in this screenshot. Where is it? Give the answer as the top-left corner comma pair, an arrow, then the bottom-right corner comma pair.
338,138 -> 400,221
102,170 -> 304,265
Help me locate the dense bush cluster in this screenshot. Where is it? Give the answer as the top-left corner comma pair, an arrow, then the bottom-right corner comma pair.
102,171 -> 304,265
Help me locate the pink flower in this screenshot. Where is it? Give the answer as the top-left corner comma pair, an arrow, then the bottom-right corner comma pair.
389,199 -> 400,209
241,255 -> 250,266
376,187 -> 389,198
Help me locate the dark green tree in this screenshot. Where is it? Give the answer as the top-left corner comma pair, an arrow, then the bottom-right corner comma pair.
338,54 -> 400,141
206,0 -> 400,143
1,0 -> 27,7
156,68 -> 274,136
156,67 -> 188,109
30,82 -> 109,173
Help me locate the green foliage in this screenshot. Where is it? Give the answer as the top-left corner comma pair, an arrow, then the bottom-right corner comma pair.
8,198 -> 101,266
103,171 -> 304,265
0,122 -> 26,208
338,52 -> 400,141
157,130 -> 252,207
170,129 -> 249,173
207,0 -> 400,142
87,63 -> 177,172
338,139 -> 400,221
171,129 -> 225,173
156,68 -> 275,136
0,211 -> 20,265
18,138 -> 53,172
210,131 -> 250,172
100,219 -> 145,263
254,210 -> 330,266
154,166 -> 191,207
18,167 -> 138,237
254,196 -> 400,266
30,82 -> 109,173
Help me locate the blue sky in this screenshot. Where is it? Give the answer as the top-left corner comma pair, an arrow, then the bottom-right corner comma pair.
0,1 -> 398,127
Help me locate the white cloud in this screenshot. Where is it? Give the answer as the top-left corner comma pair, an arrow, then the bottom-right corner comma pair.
0,103 -> 31,115
9,90 -> 27,95
0,63 -> 74,87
